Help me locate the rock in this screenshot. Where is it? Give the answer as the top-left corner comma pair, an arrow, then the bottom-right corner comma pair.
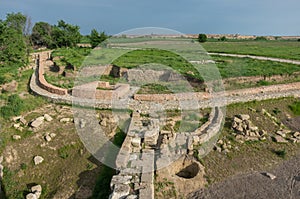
235,135 -> 244,140
276,131 -> 286,138
31,185 -> 42,198
0,164 -> 4,178
12,116 -> 22,122
131,137 -> 141,147
293,132 -> 300,138
236,125 -> 244,133
44,114 -> 53,122
245,136 -> 259,141
110,184 -> 131,199
60,118 -> 72,123
33,156 -> 44,165
233,117 -> 243,124
26,193 -> 37,199
214,145 -> 222,153
79,119 -> 86,128
217,139 -> 224,145
126,195 -> 138,199
49,133 -> 56,138
30,117 -> 44,128
13,123 -> 21,129
12,135 -> 21,140
263,172 -> 276,180
273,135 -> 288,143
44,135 -> 52,142
100,119 -> 107,127
20,117 -> 27,125
238,114 -> 250,121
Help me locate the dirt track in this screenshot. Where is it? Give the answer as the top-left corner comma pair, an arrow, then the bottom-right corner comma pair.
189,152 -> 300,199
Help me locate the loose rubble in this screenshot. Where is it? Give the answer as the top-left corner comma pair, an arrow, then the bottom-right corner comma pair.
232,114 -> 266,142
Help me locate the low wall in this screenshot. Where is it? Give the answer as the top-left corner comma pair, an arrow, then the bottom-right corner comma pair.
37,58 -> 68,95
134,92 -> 210,101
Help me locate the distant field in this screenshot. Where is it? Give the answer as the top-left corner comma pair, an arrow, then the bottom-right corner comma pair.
202,41 -> 300,60
211,55 -> 300,78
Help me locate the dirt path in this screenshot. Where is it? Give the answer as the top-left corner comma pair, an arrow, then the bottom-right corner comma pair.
189,152 -> 300,199
208,52 -> 300,65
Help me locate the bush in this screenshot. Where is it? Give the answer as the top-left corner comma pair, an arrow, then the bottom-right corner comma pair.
273,149 -> 286,158
0,94 -> 24,119
198,34 -> 207,43
298,38 -> 300,42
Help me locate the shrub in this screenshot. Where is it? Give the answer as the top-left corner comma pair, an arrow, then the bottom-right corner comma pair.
273,149 -> 286,158
0,94 -> 24,119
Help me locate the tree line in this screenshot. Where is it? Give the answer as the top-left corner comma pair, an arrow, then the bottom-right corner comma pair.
0,12 -> 108,84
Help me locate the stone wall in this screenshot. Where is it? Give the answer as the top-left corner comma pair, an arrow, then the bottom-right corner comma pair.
36,57 -> 68,95
134,92 -> 210,101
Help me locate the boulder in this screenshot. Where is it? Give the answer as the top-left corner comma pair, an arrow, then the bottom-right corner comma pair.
33,156 -> 44,165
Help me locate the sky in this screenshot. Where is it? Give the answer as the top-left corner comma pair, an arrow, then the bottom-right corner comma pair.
1,0 -> 300,36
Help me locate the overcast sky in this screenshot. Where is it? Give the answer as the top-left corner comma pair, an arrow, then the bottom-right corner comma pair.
1,0 -> 300,36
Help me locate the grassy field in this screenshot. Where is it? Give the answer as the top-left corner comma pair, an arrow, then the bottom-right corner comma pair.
202,40 -> 300,60
211,55 -> 300,78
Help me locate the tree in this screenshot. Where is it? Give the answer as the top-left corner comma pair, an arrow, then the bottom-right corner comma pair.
5,12 -> 27,34
0,19 -> 27,83
89,29 -> 108,48
51,20 -> 81,48
219,36 -> 227,41
31,22 -> 53,47
198,33 -> 207,43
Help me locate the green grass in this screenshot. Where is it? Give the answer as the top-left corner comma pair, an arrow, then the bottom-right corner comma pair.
112,48 -> 202,80
289,101 -> 300,116
202,40 -> 300,60
211,55 -> 300,78
51,47 -> 92,69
